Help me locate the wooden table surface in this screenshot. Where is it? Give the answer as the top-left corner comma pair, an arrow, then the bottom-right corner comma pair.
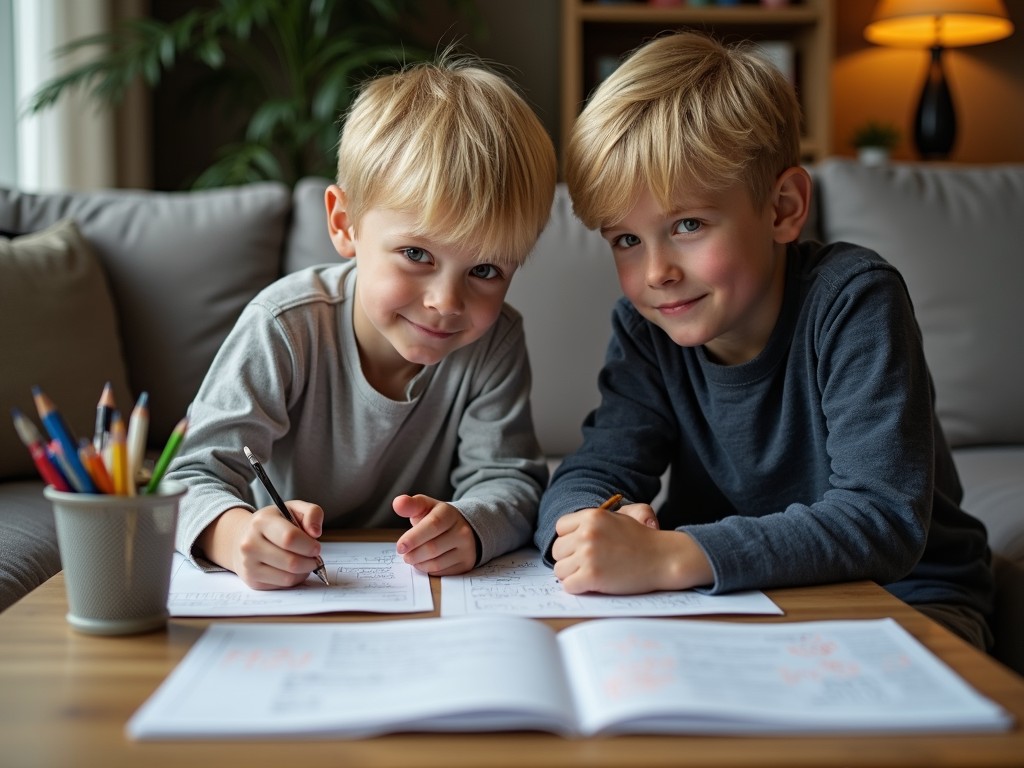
2,529 -> 1023,768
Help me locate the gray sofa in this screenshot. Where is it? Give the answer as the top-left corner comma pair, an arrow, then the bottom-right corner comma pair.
2,158 -> 1021,675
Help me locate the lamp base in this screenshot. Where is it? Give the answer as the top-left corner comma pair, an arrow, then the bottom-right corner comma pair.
914,46 -> 956,161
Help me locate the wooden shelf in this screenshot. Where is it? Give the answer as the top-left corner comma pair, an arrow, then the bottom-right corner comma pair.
560,0 -> 834,165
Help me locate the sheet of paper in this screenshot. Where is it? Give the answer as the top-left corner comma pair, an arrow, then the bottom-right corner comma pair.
127,617 -> 575,740
167,542 -> 433,616
557,617 -> 1014,736
440,547 -> 783,618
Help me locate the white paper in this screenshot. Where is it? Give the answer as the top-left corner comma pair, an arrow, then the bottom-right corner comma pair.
167,542 -> 433,616
440,547 -> 782,618
127,616 -> 1012,740
558,617 -> 1014,736
127,617 -> 576,740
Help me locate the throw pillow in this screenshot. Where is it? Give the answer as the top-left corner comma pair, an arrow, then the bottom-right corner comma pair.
0,219 -> 133,481
0,182 -> 291,444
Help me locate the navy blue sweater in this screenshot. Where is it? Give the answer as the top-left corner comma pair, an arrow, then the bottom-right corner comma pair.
536,241 -> 992,617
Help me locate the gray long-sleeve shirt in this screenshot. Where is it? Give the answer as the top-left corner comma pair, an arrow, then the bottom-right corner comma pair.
535,241 -> 993,616
171,261 -> 547,568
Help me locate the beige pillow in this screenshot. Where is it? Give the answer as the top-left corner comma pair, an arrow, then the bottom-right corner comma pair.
0,219 -> 132,480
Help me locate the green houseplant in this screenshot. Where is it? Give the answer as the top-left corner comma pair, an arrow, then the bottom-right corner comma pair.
850,120 -> 901,166
27,0 -> 477,188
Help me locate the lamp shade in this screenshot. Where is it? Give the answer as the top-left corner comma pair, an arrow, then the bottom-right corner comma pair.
865,0 -> 1014,48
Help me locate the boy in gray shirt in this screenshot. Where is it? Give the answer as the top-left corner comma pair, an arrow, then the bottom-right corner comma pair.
536,32 -> 993,649
171,55 -> 556,589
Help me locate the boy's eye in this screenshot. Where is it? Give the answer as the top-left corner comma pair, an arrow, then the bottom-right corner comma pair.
401,247 -> 432,264
612,233 -> 641,248
675,218 -> 701,234
470,263 -> 502,280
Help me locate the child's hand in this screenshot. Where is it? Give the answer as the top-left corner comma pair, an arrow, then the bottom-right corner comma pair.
615,501 -> 660,529
551,503 -> 713,595
393,494 -> 478,575
198,503 -> 325,590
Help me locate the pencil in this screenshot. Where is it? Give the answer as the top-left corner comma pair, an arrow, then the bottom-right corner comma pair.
125,392 -> 149,496
144,416 -> 188,494
31,386 -> 97,493
109,411 -> 129,495
10,407 -> 72,491
93,381 -> 116,453
78,439 -> 115,495
598,493 -> 623,510
243,446 -> 330,586
48,439 -> 92,493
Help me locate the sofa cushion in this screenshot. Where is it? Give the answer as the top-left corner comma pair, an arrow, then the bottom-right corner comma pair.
953,446 -> 1024,563
284,176 -> 337,274
0,183 -> 291,445
0,480 -> 58,612
0,220 -> 132,481
814,159 -> 1024,448
506,185 -> 623,457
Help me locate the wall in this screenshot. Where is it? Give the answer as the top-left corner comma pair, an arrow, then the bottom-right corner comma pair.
404,0 -> 1024,165
147,0 -> 1024,189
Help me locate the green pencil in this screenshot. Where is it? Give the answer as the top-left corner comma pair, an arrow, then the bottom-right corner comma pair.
143,417 -> 188,494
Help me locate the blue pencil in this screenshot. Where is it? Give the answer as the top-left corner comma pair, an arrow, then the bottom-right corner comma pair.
31,386 -> 97,493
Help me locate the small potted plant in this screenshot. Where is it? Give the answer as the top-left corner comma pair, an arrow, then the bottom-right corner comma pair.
851,120 -> 901,166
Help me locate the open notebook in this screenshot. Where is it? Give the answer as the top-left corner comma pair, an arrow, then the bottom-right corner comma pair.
127,615 -> 1012,739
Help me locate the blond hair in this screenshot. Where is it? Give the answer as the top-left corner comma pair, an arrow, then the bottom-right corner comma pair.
566,31 -> 801,230
337,55 -> 556,268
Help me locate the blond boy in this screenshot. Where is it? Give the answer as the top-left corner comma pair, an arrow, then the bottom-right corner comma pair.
172,56 -> 556,588
536,32 -> 993,649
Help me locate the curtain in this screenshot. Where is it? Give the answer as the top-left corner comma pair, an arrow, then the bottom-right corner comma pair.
13,0 -> 144,191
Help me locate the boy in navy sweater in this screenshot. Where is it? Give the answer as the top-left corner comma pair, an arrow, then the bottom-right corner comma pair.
535,32 -> 993,649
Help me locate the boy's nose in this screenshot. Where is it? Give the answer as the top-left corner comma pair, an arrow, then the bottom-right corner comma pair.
645,245 -> 681,287
424,281 -> 464,315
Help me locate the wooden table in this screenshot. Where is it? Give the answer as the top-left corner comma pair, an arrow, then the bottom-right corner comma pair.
2,529 -> 1023,767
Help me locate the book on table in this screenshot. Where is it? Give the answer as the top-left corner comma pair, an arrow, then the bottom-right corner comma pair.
126,615 -> 1012,740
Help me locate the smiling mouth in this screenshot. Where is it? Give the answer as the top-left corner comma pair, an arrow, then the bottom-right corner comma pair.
656,296 -> 703,315
408,319 -> 458,339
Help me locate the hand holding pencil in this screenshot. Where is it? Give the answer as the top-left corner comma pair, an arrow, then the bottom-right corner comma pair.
244,446 -> 330,586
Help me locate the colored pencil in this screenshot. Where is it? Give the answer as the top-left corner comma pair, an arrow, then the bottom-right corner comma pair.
49,439 -> 92,493
93,381 -> 116,453
125,392 -> 149,496
109,412 -> 129,496
79,439 -> 115,495
597,493 -> 623,510
31,387 -> 97,493
144,416 -> 188,494
10,407 -> 72,491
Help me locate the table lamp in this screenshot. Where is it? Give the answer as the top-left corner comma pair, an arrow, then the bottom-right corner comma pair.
864,0 -> 1014,159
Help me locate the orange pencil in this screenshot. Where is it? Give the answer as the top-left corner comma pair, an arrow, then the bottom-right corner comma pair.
597,493 -> 623,510
79,439 -> 115,495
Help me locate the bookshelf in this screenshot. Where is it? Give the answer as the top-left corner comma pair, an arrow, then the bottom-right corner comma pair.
560,0 -> 835,162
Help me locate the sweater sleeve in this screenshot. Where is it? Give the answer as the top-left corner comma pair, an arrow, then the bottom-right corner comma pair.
168,299 -> 299,569
535,300 -> 678,563
684,266 -> 934,593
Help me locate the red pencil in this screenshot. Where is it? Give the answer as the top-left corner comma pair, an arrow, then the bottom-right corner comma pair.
10,407 -> 72,491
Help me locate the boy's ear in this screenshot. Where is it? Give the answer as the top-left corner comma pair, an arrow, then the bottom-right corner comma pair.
325,184 -> 357,259
770,166 -> 812,245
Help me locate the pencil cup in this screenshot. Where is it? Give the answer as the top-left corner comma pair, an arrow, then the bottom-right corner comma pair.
45,481 -> 186,636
